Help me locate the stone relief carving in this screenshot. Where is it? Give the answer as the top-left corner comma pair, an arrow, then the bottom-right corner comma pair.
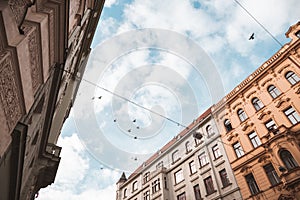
0,53 -> 23,131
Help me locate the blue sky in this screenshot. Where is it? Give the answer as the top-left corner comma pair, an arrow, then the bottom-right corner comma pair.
39,0 -> 299,199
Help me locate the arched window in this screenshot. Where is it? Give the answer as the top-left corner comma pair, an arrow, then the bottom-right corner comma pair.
285,71 -> 300,85
252,97 -> 264,111
124,188 -> 127,197
186,141 -> 192,153
224,119 -> 232,132
268,85 -> 281,99
172,150 -> 179,163
206,125 -> 214,137
132,181 -> 138,191
237,109 -> 248,122
280,150 -> 298,170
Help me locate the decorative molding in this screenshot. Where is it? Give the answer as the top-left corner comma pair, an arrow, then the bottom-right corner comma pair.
261,78 -> 273,87
275,97 -> 291,108
246,91 -> 256,99
278,64 -> 290,74
0,52 -> 23,130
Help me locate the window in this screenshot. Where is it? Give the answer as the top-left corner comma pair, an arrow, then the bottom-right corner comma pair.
195,138 -> 202,146
245,173 -> 260,195
268,85 -> 281,99
233,142 -> 244,158
248,131 -> 261,148
212,144 -> 222,159
124,188 -> 127,198
252,97 -> 264,111
174,169 -> 184,184
263,163 -> 280,186
132,181 -> 138,191
285,71 -> 300,85
186,141 -> 192,153
204,176 -> 215,195
224,119 -> 233,132
177,192 -> 186,200
219,169 -> 230,187
143,172 -> 150,183
152,178 -> 160,193
280,150 -> 298,170
206,125 -> 214,137
199,152 -> 209,167
284,107 -> 300,125
143,190 -> 150,200
265,119 -> 278,133
172,150 -> 180,163
164,176 -> 168,189
193,184 -> 202,200
156,161 -> 163,169
296,30 -> 300,38
237,109 -> 248,122
189,160 -> 197,174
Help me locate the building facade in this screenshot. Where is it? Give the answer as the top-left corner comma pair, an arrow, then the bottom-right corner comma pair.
212,22 -> 300,200
0,1 -> 104,199
116,108 -> 242,200
117,22 -> 300,200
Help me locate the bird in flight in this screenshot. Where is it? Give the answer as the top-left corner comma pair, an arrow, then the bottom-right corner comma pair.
249,33 -> 255,40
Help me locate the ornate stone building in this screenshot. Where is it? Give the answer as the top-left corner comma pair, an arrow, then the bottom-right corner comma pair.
212,21 -> 300,200
116,21 -> 300,200
0,1 -> 105,199
116,108 -> 242,200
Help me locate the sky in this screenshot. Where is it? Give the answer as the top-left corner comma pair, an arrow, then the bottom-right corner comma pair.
39,0 -> 299,199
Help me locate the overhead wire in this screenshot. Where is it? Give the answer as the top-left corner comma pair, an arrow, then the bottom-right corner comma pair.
233,0 -> 284,47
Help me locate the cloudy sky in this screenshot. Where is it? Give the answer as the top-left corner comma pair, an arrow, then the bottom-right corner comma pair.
39,0 -> 299,199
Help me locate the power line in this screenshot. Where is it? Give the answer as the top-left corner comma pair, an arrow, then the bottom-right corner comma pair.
233,0 -> 283,47
60,67 -> 190,129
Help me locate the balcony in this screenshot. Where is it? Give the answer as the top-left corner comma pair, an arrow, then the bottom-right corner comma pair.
35,143 -> 61,190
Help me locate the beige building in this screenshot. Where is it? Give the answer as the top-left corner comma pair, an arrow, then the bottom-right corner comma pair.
0,1 -> 104,199
212,21 -> 300,200
116,108 -> 242,200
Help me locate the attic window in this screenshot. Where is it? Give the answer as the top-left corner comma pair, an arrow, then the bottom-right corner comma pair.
296,30 -> 300,38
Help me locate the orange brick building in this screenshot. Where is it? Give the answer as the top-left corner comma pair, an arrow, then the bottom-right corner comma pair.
212,21 -> 300,200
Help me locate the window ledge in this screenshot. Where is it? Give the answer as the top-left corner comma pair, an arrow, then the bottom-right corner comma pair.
205,190 -> 217,197
221,182 -> 232,189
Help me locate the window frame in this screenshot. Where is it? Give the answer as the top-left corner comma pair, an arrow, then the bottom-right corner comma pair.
237,109 -> 248,122
199,152 -> 209,167
172,150 -> 180,163
152,178 -> 160,193
252,97 -> 264,111
204,176 -> 215,195
245,173 -> 260,195
189,160 -> 197,174
132,181 -> 138,191
174,169 -> 184,184
212,144 -> 222,159
248,131 -> 262,148
177,192 -> 186,200
206,125 -> 214,137
284,106 -> 300,125
285,71 -> 300,85
193,184 -> 202,200
267,85 -> 281,99
224,119 -> 233,132
280,150 -> 299,170
186,141 -> 192,153
219,169 -> 231,188
263,163 -> 281,186
143,190 -> 150,200
233,141 -> 245,158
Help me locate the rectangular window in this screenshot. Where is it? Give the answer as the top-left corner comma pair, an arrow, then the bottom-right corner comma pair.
189,160 -> 197,174
143,172 -> 150,183
204,176 -> 215,195
265,119 -> 278,134
174,169 -> 184,184
212,144 -> 222,159
143,190 -> 150,200
248,131 -> 261,148
219,169 -> 230,188
264,163 -> 281,186
193,184 -> 202,200
284,107 -> 300,125
177,192 -> 186,200
233,142 -> 244,158
199,152 -> 209,167
152,178 -> 160,193
245,173 -> 260,195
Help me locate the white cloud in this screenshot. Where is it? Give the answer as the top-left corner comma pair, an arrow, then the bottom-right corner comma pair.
38,134 -> 120,200
104,0 -> 118,8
